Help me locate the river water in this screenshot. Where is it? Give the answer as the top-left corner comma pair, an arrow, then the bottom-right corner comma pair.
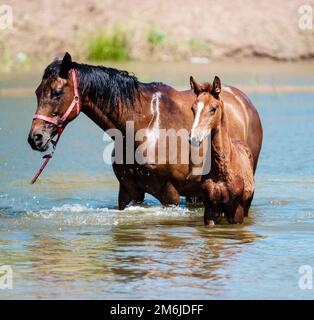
0,61 -> 314,299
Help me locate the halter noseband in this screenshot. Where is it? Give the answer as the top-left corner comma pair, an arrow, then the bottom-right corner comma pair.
30,69 -> 80,184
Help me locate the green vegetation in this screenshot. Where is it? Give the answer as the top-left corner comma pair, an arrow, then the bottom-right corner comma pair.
87,28 -> 129,61
1,26 -> 215,72
147,25 -> 166,50
0,40 -> 32,73
0,40 -> 11,72
188,37 -> 212,56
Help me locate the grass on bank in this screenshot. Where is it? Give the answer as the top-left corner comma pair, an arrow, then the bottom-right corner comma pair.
147,25 -> 166,50
188,37 -> 212,56
0,25 -> 213,73
87,28 -> 129,61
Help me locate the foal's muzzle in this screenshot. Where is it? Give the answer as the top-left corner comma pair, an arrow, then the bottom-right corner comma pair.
188,135 -> 202,147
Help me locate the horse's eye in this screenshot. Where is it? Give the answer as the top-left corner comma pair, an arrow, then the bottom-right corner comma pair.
210,107 -> 217,115
51,89 -> 63,99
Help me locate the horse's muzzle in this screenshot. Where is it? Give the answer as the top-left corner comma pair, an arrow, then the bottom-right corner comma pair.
28,132 -> 50,152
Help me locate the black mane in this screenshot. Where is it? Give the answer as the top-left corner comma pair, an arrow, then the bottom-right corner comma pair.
43,60 -> 140,113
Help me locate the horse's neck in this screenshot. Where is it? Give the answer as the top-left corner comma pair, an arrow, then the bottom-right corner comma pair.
83,82 -> 169,133
83,102 -> 117,131
210,108 -> 232,176
82,96 -> 141,133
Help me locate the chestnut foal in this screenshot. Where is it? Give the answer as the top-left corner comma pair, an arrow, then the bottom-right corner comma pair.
189,76 -> 255,225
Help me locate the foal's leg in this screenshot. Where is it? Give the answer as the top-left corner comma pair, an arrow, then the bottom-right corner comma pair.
227,203 -> 244,224
234,204 -> 244,224
204,202 -> 221,225
244,191 -> 254,217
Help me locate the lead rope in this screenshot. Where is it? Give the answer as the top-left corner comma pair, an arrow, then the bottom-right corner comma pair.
30,125 -> 63,184
30,69 -> 80,184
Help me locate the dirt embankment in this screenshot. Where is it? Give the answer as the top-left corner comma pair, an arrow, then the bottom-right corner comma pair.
1,0 -> 314,64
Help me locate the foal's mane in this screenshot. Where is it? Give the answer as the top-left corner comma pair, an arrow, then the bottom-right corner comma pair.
43,60 -> 140,113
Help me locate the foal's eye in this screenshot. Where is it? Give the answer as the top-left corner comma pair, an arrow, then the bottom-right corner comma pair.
51,88 -> 63,99
210,107 -> 217,114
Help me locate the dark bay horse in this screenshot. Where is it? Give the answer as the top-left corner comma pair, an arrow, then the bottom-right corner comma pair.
190,76 -> 258,225
28,52 -> 262,220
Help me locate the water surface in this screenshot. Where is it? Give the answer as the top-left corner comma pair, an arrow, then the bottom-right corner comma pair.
0,62 -> 314,299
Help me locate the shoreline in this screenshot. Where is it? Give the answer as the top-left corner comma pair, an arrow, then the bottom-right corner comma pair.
1,59 -> 314,98
1,85 -> 314,98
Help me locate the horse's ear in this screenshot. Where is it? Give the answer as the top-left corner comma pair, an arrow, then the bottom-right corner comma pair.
211,76 -> 221,98
59,52 -> 72,79
190,76 -> 202,95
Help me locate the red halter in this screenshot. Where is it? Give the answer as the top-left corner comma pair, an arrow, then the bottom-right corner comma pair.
30,69 -> 80,184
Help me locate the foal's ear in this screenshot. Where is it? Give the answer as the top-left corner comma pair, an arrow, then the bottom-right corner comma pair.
59,52 -> 72,79
211,76 -> 221,98
190,76 -> 202,95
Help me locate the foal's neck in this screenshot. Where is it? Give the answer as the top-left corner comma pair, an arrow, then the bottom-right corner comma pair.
210,107 -> 232,174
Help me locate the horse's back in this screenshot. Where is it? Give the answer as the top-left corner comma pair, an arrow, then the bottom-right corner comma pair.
221,85 -> 263,172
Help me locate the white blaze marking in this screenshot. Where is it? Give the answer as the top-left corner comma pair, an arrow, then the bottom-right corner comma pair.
150,92 -> 161,135
148,92 -> 161,141
146,92 -> 162,161
192,102 -> 204,131
147,91 -> 161,147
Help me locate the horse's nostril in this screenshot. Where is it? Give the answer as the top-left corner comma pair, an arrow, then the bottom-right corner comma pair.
33,134 -> 43,143
28,132 -> 48,151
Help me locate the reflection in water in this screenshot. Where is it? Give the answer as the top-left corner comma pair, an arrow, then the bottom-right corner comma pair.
109,221 -> 259,285
0,207 -> 260,299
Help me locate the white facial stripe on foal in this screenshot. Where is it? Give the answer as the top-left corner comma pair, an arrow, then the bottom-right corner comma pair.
192,102 -> 204,130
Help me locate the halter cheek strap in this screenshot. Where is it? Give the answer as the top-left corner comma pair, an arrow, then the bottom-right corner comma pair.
30,69 -> 80,184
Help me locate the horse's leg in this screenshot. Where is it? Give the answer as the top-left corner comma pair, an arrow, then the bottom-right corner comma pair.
227,202 -> 244,224
118,183 -> 145,210
244,191 -> 254,217
234,204 -> 244,224
204,201 -> 221,225
158,181 -> 180,206
118,184 -> 133,210
113,164 -> 145,210
204,205 -> 211,225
